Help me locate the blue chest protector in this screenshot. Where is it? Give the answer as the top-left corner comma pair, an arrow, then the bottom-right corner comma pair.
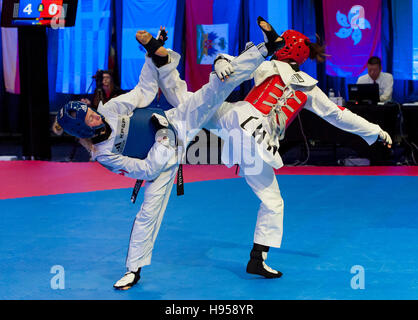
118,107 -> 176,160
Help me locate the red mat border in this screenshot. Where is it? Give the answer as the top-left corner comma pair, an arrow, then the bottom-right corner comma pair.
1,161 -> 417,200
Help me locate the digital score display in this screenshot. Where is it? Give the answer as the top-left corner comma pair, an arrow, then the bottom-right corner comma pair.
1,0 -> 78,27
15,0 -> 65,25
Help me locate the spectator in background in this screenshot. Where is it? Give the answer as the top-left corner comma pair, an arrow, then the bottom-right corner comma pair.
357,56 -> 393,103
81,70 -> 124,110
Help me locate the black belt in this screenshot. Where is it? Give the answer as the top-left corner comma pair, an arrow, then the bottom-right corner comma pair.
131,164 -> 184,204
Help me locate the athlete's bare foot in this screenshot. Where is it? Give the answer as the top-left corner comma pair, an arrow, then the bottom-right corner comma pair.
136,30 -> 152,45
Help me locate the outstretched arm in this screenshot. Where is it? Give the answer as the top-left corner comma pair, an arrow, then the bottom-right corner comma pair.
305,86 -> 392,147
95,138 -> 176,181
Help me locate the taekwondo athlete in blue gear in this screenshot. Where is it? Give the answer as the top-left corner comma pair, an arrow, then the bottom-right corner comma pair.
57,24 -> 284,290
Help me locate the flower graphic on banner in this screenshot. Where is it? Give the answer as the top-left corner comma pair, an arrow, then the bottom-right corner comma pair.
335,5 -> 371,45
197,24 -> 228,65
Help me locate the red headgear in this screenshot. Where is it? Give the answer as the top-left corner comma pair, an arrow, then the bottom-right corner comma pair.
273,30 -> 310,65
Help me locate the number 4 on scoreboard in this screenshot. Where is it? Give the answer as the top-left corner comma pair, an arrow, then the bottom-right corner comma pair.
23,4 -> 33,15
19,0 -> 42,18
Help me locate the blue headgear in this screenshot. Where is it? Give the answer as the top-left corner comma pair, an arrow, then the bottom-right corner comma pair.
57,101 -> 106,139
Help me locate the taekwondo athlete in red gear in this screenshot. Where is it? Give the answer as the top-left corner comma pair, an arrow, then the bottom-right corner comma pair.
157,18 -> 393,278
57,24 -> 285,290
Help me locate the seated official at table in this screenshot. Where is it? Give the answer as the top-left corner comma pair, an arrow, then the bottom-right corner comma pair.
357,56 -> 393,103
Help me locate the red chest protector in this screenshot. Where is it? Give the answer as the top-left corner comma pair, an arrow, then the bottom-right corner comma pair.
244,75 -> 308,129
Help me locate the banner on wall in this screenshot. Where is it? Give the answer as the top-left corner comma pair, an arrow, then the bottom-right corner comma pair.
119,0 -> 177,90
1,0 -> 20,94
55,0 -> 112,94
185,0 -> 241,92
323,0 -> 382,77
196,23 -> 229,65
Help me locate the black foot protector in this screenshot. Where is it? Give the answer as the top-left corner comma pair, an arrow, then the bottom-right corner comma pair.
141,36 -> 169,68
246,244 -> 283,279
257,16 -> 285,56
113,268 -> 141,290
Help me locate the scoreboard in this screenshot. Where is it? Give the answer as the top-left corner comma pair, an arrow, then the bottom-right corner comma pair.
1,0 -> 78,27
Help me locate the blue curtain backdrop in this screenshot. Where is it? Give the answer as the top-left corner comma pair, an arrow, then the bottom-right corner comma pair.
54,0 -> 112,94
173,0 -> 185,79
213,0 -> 242,58
391,0 -> 418,102
115,0 -> 177,91
291,0 -> 317,80
247,0 -> 291,46
392,0 -> 413,80
47,29 -> 72,112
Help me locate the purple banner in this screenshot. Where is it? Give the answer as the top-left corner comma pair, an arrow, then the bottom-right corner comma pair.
323,0 -> 382,77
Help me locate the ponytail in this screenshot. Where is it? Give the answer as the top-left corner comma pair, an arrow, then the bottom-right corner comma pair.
52,119 -> 64,136
52,117 -> 95,157
306,35 -> 328,63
